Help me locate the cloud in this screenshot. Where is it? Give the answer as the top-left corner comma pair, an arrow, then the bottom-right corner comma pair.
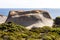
0,0 -> 60,8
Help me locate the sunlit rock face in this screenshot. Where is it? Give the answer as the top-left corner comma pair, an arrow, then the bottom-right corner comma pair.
6,10 -> 54,29
0,15 -> 7,24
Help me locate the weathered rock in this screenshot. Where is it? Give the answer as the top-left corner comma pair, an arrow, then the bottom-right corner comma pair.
6,10 -> 54,29
0,14 -> 7,24
54,17 -> 60,25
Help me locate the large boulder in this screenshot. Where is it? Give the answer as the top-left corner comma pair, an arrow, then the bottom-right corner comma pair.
6,10 -> 54,29
0,14 -> 7,24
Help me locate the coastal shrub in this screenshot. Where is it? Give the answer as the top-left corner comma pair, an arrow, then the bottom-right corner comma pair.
0,22 -> 60,40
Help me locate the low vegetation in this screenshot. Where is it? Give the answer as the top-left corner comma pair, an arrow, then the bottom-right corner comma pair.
0,22 -> 60,40
0,16 -> 60,40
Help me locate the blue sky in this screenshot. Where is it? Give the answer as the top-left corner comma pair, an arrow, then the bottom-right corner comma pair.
0,8 -> 60,19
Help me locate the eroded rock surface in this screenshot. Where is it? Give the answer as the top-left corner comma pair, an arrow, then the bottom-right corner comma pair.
0,15 -> 7,24
6,10 -> 54,29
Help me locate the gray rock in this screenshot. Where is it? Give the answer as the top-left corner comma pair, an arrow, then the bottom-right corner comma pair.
6,10 -> 54,29
0,15 -> 7,24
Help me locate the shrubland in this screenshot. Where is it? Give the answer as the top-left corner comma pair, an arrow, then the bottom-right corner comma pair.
0,16 -> 60,40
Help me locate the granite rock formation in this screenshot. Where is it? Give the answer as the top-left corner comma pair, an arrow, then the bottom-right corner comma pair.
6,10 -> 54,29
0,14 -> 7,24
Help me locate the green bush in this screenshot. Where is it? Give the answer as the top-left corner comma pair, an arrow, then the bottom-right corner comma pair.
54,16 -> 60,26
0,22 -> 60,40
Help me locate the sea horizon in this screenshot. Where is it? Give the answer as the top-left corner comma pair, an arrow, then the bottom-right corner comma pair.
0,8 -> 60,19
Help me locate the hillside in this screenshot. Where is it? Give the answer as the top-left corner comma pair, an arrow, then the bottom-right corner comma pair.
0,21 -> 60,40
0,10 -> 60,40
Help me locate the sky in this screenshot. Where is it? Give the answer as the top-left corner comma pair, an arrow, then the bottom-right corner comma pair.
0,0 -> 60,8
0,8 -> 60,19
